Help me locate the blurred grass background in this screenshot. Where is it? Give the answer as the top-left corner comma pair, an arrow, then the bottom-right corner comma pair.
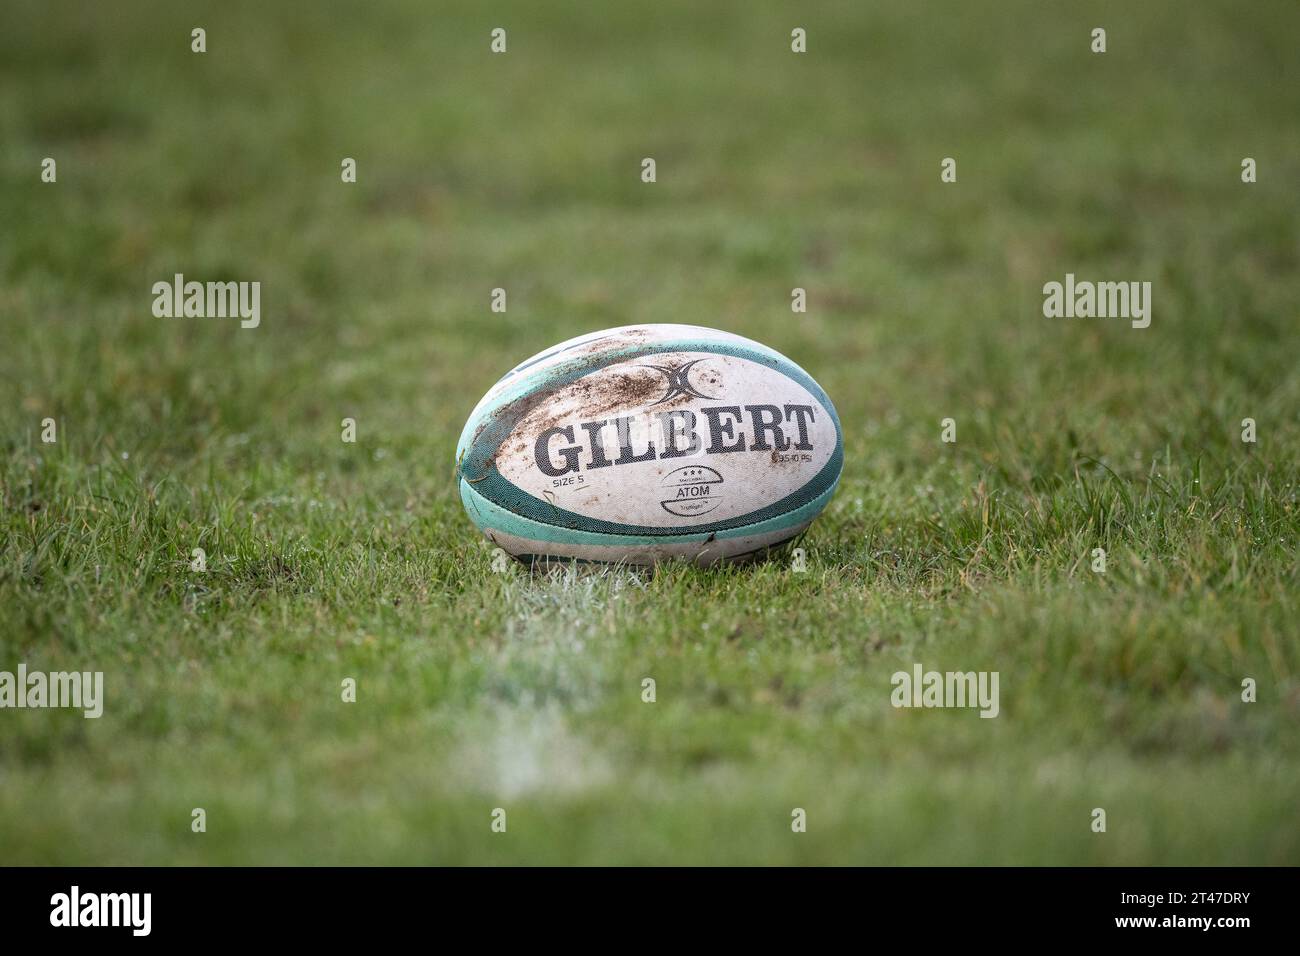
1,0 -> 1297,863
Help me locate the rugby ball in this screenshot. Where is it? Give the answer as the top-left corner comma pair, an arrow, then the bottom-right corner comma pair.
456,324 -> 842,566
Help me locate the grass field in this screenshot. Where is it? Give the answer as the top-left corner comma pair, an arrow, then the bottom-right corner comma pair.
2,0 -> 1298,864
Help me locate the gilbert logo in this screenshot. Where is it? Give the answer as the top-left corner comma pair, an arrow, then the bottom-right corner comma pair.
891,664 -> 1000,718
534,403 -> 818,476
151,273 -> 261,328
640,360 -> 718,404
50,886 -> 151,936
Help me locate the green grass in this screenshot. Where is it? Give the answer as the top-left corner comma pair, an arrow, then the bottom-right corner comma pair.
2,0 -> 1298,864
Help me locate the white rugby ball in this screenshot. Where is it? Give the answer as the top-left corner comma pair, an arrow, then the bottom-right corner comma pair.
456,324 -> 842,566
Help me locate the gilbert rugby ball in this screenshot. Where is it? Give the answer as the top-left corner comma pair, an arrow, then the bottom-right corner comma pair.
456,324 -> 842,566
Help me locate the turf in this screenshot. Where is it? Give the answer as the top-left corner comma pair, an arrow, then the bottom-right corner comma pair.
1,0 -> 1297,864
